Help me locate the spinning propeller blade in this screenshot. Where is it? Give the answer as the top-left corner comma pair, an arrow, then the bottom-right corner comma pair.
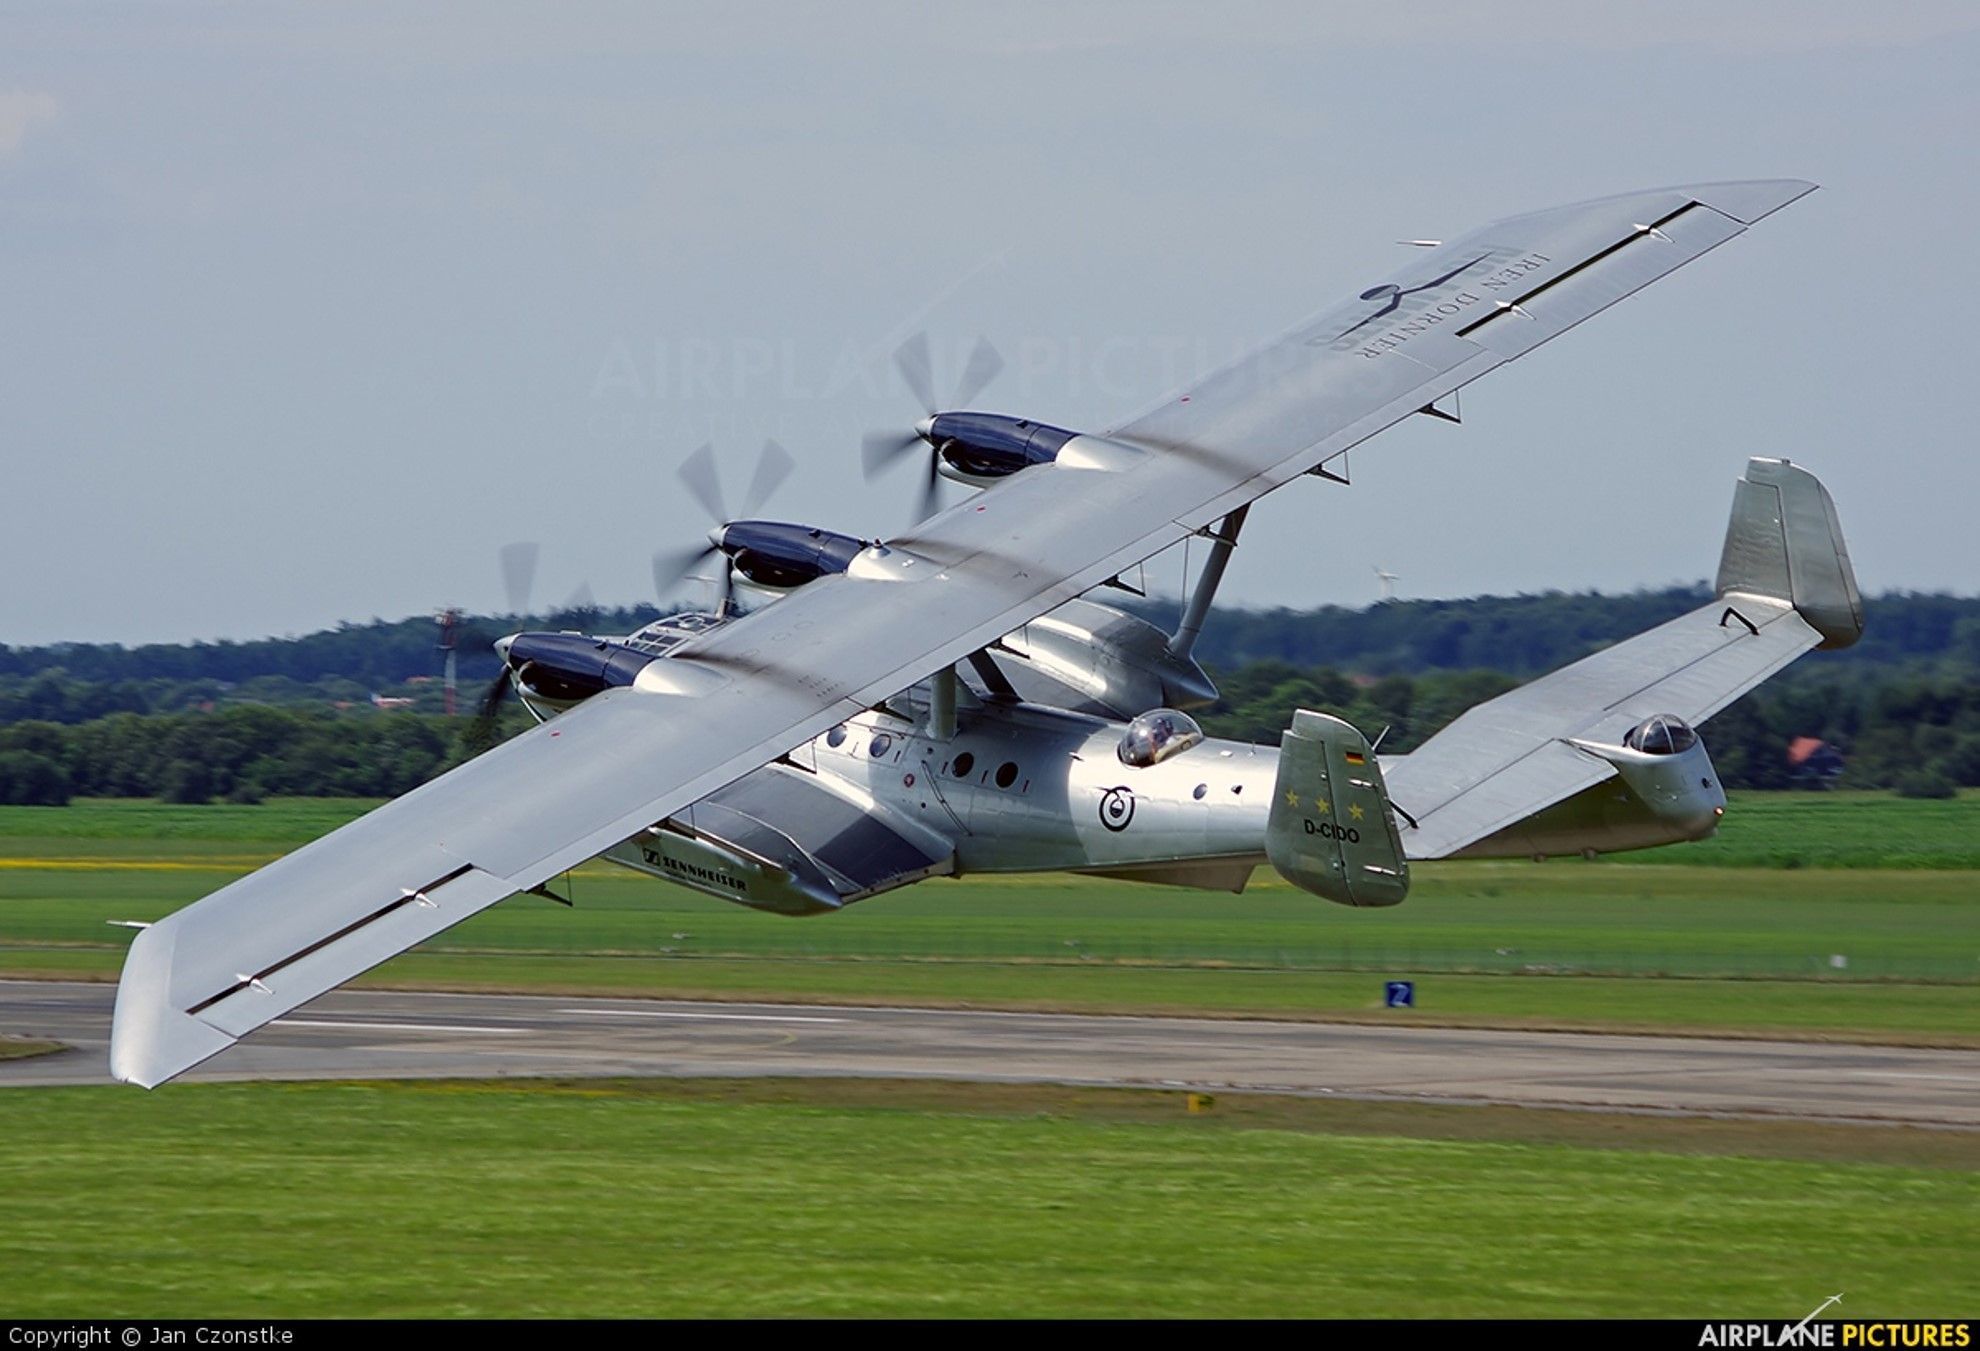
741,438 -> 795,519
861,332 -> 1007,524
861,428 -> 922,479
498,542 -> 539,615
893,331 -> 938,414
652,438 -> 797,612
952,335 -> 1004,409
675,442 -> 728,524
464,666 -> 514,755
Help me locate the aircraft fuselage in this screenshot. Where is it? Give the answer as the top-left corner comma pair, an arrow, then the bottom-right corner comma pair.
600,697 -> 1279,912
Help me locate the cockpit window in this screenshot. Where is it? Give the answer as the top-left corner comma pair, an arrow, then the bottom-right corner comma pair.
1117,709 -> 1205,768
1623,713 -> 1698,756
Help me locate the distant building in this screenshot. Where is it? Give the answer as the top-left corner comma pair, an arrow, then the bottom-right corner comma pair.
369,693 -> 416,711
1787,736 -> 1846,787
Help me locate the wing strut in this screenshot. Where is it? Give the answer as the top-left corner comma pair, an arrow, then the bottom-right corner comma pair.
1167,504 -> 1249,661
966,649 -> 1020,701
923,666 -> 958,739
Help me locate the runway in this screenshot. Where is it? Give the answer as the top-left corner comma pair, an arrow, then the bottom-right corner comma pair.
4,979 -> 1977,1127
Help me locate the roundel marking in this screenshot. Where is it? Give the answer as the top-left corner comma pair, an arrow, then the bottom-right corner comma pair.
1098,786 -> 1136,833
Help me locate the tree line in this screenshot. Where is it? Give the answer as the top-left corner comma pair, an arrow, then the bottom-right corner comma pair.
0,588 -> 1971,806
4,590 -> 1977,692
1192,662 -> 1980,800
0,707 -> 484,807
1132,588 -> 1980,678
0,661 -> 1973,806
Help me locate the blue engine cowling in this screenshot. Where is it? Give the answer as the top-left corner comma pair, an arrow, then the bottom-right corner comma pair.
715,521 -> 867,590
924,412 -> 1079,486
499,631 -> 655,704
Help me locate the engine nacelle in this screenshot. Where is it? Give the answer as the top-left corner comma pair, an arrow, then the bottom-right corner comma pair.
991,598 -> 1218,717
496,611 -> 731,718
498,630 -> 655,709
713,520 -> 867,604
923,412 -> 1079,487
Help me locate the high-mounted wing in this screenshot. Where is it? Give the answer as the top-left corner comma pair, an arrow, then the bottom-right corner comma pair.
113,181 -> 1815,1086
1384,458 -> 1861,860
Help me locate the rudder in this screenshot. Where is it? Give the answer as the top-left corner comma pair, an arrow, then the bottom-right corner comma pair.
1716,457 -> 1863,650
1266,710 -> 1410,907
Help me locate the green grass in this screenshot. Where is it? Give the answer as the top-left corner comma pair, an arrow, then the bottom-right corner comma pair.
0,796 -> 376,849
4,943 -> 1975,1043
2,790 -> 1977,864
0,1036 -> 61,1062
4,847 -> 1976,980
1630,791 -> 1980,870
1,1077 -> 1972,1318
2,794 -> 1977,1041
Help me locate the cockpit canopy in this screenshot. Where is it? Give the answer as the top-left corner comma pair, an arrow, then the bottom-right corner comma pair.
1116,708 -> 1205,768
1622,713 -> 1699,756
623,611 -> 729,657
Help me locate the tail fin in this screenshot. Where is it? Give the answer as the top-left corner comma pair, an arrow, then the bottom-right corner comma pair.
1266,710 -> 1410,907
1716,457 -> 1863,650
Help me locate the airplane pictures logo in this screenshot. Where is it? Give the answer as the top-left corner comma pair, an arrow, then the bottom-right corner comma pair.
1698,1295 -> 1972,1348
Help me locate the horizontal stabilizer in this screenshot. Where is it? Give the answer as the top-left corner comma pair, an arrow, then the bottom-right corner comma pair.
1385,457 -> 1860,859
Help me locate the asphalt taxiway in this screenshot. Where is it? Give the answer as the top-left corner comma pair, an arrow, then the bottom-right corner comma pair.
4,979 -> 1976,1127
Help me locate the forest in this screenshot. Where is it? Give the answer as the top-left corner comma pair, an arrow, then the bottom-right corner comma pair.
0,589 -> 1973,805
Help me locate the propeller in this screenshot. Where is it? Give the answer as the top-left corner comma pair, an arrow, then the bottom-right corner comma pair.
496,542 -> 596,624
561,580 -> 596,614
464,661 -> 518,755
861,332 -> 1004,523
498,542 -> 540,615
649,439 -> 796,613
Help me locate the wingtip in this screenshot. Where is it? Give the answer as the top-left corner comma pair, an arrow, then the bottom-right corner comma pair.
110,920 -> 236,1089
1688,178 -> 1819,224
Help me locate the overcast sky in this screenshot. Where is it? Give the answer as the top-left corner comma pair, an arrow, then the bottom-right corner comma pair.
3,2 -> 1976,645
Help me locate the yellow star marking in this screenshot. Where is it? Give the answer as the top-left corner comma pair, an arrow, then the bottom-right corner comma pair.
1284,789 -> 1300,808
1314,798 -> 1331,815
1348,802 -> 1366,821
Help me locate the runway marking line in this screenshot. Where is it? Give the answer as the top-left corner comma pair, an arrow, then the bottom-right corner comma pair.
1859,1072 -> 1980,1083
274,1019 -> 523,1036
0,857 -> 274,871
558,1009 -> 846,1024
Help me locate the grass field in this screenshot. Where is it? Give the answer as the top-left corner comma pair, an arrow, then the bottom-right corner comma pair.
1,794 -> 1976,1040
2,1077 -> 1973,1318
4,790 -> 1978,863
1627,791 -> 1980,870
4,798 -> 1976,1319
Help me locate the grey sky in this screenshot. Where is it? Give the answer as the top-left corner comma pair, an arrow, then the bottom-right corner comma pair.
3,2 -> 1975,645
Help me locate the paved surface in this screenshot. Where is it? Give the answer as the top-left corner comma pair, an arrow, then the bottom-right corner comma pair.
4,979 -> 1977,1127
